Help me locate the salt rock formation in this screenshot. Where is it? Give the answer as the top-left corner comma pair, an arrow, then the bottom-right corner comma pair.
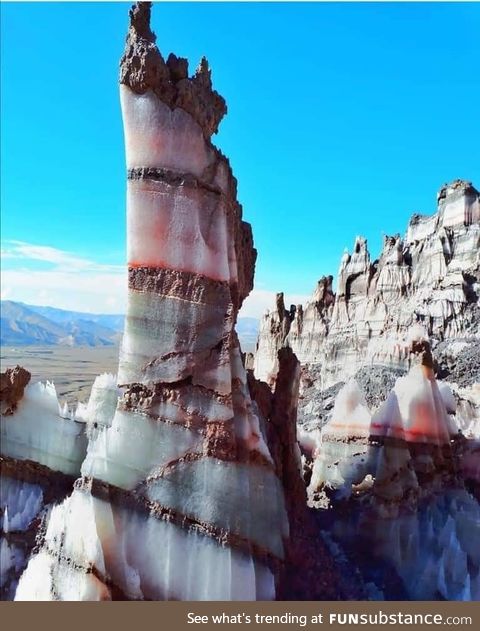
308,338 -> 480,600
15,2 -> 290,601
254,179 -> 480,389
246,348 -> 365,600
0,370 -> 88,599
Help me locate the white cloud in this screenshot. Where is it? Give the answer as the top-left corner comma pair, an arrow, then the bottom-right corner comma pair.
1,241 -> 123,274
1,241 -> 126,314
1,269 -> 127,314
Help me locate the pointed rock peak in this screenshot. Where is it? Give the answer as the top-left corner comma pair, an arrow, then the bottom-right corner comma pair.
350,237 -> 370,266
166,53 -> 188,82
383,234 -> 398,245
276,292 -> 286,316
313,275 -> 334,303
194,56 -> 213,88
196,56 -> 210,76
381,233 -> 403,255
353,235 -> 367,254
120,2 -> 166,94
128,2 -> 156,42
317,274 -> 334,288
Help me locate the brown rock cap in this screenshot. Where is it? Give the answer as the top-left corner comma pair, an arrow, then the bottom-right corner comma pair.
0,365 -> 31,415
120,2 -> 227,138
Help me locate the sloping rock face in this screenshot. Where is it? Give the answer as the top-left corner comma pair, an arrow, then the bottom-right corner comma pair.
0,370 -> 88,599
308,339 -> 480,600
13,3 -> 298,601
247,349 -> 365,600
254,179 -> 480,390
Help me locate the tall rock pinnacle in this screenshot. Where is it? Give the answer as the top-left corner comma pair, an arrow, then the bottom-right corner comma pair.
14,2 -> 289,601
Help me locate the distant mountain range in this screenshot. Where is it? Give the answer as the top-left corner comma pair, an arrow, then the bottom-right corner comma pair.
0,301 -> 123,347
0,301 -> 259,350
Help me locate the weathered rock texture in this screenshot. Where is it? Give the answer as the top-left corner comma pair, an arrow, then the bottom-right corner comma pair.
308,338 -> 480,600
120,2 -> 226,138
0,366 -> 31,415
254,179 -> 480,391
12,2 -> 304,601
1,373 -> 87,599
252,180 -> 480,600
247,349 -> 365,600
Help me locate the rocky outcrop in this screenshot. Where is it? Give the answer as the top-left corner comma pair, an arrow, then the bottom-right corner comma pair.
13,2 -> 299,601
120,2 -> 226,138
247,348 -> 365,600
308,337 -> 480,600
0,366 -> 31,415
256,190 -> 480,599
254,180 -> 480,390
1,375 -> 88,599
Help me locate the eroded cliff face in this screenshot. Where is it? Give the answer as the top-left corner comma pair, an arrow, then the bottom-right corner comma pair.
252,181 -> 479,601
307,337 -> 480,600
254,179 -> 480,390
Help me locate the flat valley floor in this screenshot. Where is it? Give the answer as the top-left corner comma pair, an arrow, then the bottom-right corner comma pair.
1,346 -> 119,404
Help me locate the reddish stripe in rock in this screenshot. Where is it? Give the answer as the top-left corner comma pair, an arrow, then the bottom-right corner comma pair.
126,178 -> 232,283
369,423 -> 451,444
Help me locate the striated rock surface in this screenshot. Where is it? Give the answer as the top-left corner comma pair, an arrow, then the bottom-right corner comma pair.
307,337 -> 480,600
12,2 -> 301,601
254,179 -> 480,391
1,372 -> 88,599
247,348 -> 366,600
3,3 -> 478,604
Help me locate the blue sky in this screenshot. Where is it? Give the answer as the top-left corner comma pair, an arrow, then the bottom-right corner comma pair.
1,2 -> 479,316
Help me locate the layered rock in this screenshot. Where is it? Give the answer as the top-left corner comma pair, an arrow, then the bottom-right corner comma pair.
13,3 -> 293,601
0,369 -> 88,599
308,338 -> 480,600
254,179 -> 480,390
246,349 -> 365,600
